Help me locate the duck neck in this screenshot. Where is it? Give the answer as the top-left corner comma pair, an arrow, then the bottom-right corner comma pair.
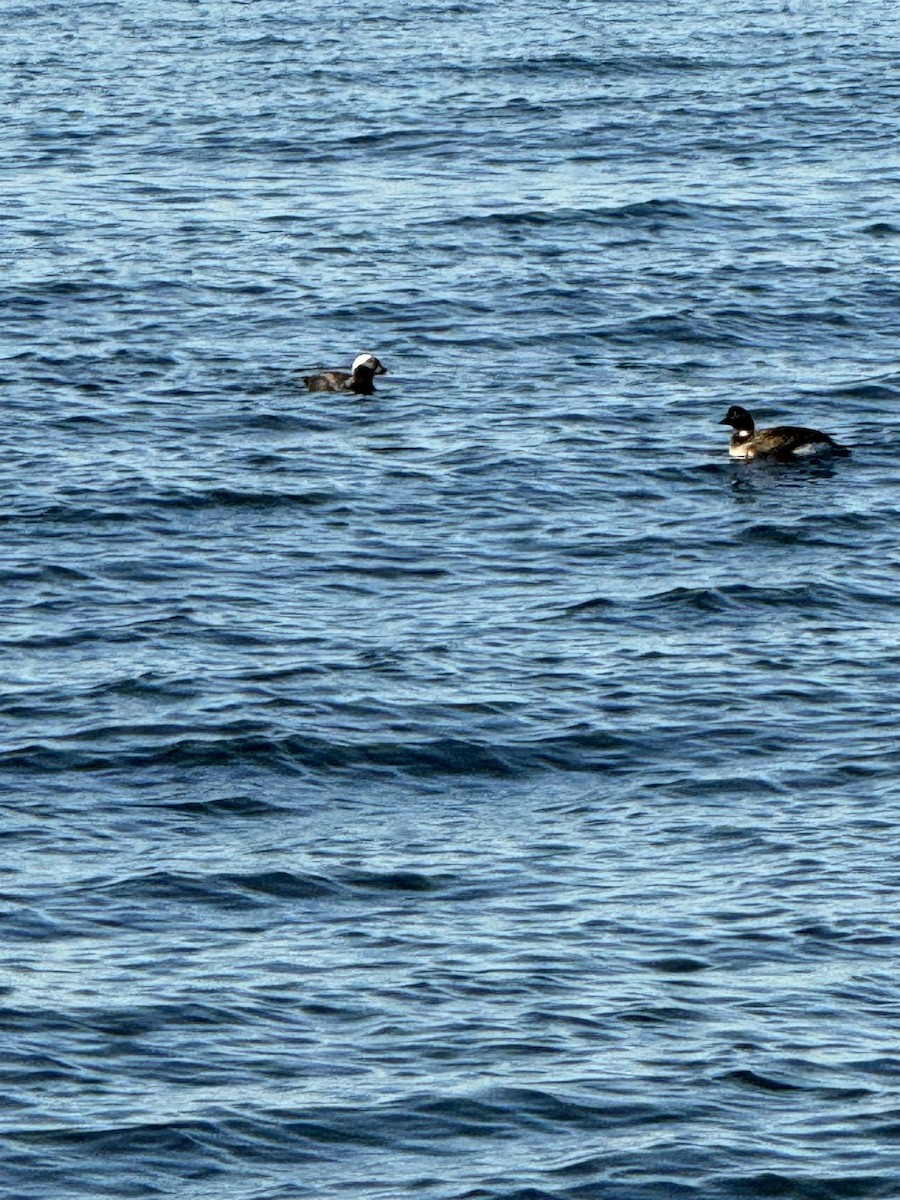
349,367 -> 375,394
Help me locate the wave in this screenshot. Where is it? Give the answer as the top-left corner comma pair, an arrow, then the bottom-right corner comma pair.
0,727 -> 642,778
80,865 -> 447,909
565,581 -> 897,620
437,197 -> 761,232
149,485 -> 337,512
94,868 -> 342,905
0,486 -> 338,525
491,51 -> 714,78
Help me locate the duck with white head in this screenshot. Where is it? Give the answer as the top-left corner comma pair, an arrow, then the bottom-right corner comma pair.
302,353 -> 388,396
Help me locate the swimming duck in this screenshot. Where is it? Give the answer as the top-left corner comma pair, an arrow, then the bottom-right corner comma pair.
301,353 -> 387,396
718,405 -> 850,461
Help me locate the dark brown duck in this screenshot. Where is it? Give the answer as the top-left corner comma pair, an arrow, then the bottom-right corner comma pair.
719,405 -> 850,461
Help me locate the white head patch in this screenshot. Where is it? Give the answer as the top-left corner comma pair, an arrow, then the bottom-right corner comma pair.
352,353 -> 377,373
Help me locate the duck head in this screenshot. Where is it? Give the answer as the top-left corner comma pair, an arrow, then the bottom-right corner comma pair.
719,405 -> 755,433
351,354 -> 387,378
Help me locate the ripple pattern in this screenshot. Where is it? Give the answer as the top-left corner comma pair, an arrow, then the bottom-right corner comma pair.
3,2 -> 900,1198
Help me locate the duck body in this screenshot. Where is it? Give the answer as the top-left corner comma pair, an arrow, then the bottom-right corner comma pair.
719,405 -> 850,461
302,353 -> 387,396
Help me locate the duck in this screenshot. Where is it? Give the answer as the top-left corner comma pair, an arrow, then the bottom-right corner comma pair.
301,353 -> 387,396
718,405 -> 850,461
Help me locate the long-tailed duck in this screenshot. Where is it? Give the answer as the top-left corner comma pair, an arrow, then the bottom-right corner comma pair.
301,353 -> 387,396
719,405 -> 850,461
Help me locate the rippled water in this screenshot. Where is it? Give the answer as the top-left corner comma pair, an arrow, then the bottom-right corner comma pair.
4,2 -> 900,1197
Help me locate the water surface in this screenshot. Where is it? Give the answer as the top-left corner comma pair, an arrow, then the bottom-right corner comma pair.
3,2 -> 900,1198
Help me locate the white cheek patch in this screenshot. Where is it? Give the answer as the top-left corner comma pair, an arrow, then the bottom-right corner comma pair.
351,354 -> 376,373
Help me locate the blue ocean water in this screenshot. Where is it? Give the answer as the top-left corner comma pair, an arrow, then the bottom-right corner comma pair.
3,1 -> 900,1197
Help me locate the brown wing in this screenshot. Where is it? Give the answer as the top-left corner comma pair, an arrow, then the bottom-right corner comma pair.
753,425 -> 841,457
301,370 -> 350,392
